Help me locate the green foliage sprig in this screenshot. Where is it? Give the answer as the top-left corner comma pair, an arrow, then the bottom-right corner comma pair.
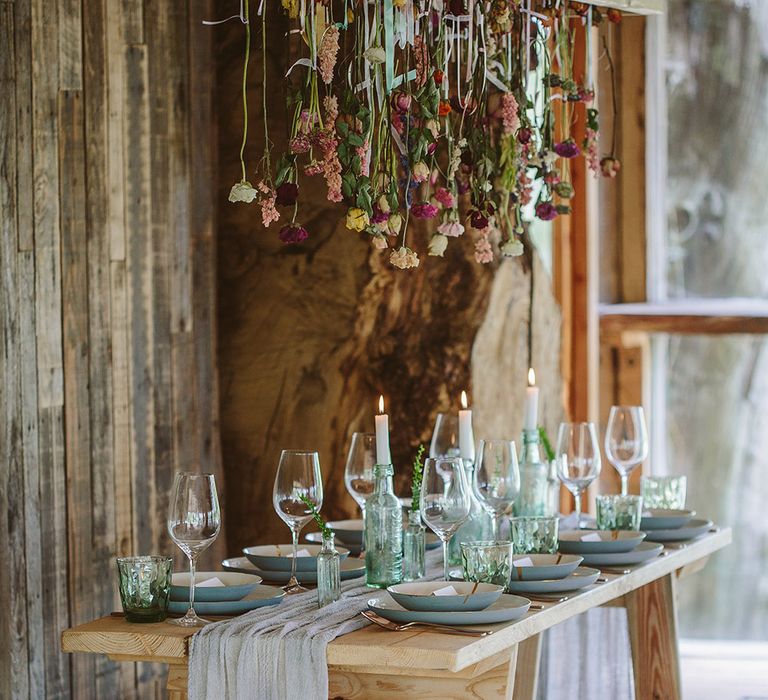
538,426 -> 555,462
299,494 -> 332,540
410,444 -> 425,512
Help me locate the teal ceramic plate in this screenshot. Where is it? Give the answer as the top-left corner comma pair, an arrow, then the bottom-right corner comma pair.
327,519 -> 364,545
168,584 -> 284,615
507,566 -> 600,594
223,557 -> 365,583
640,509 -> 695,531
243,544 -> 350,571
643,519 -> 713,543
170,571 -> 262,602
558,530 -> 646,554
509,554 -> 584,582
579,541 -> 664,567
387,582 -> 503,612
368,593 -> 530,625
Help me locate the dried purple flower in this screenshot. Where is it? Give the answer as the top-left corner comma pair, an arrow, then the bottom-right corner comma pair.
411,202 -> 439,219
554,140 -> 581,158
535,202 -> 558,221
278,223 -> 309,245
275,182 -> 299,207
469,209 -> 489,229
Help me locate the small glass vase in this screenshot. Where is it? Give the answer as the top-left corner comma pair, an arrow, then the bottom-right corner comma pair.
365,463 -> 403,588
317,531 -> 341,607
514,429 -> 553,517
448,461 -> 493,565
402,508 -> 426,581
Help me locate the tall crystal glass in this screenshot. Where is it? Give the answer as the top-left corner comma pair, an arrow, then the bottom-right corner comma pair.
344,432 -> 376,555
605,406 -> 649,495
555,422 -> 601,526
420,457 -> 471,580
273,450 -> 323,594
474,439 -> 521,539
167,473 -> 221,627
429,413 -> 461,458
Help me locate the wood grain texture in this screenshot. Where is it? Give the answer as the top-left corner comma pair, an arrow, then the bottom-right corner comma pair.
0,0 -> 220,696
626,573 -> 682,700
511,635 -> 541,700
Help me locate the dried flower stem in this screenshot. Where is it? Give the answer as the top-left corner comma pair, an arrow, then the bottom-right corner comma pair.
239,0 -> 251,182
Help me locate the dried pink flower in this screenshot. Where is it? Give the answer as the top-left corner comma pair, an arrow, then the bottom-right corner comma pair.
501,93 -> 520,135
323,95 -> 338,124
433,187 -> 455,209
411,202 -> 439,219
318,26 -> 340,84
256,181 -> 280,227
474,235 -> 493,264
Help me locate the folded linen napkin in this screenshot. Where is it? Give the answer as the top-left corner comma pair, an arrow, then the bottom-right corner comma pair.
189,549 -> 443,700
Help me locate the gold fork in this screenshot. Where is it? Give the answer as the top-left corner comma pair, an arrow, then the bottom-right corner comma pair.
361,610 -> 491,636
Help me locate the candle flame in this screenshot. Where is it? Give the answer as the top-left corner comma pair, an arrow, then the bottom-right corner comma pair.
378,394 -> 385,414
528,368 -> 536,386
460,390 -> 468,409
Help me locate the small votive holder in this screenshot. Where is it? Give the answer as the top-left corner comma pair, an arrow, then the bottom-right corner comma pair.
116,556 -> 172,623
460,541 -> 513,589
510,516 -> 559,554
641,475 -> 687,509
595,495 -> 643,531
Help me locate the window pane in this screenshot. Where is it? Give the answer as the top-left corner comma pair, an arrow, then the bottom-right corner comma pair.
665,0 -> 768,299
657,333 -> 768,640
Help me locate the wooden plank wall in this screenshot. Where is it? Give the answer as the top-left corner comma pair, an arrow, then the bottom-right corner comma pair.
0,0 -> 220,697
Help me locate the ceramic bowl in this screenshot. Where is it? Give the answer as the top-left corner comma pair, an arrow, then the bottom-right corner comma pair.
557,530 -> 646,554
639,509 -> 695,531
327,519 -> 364,544
242,543 -> 349,571
508,554 -> 584,581
170,571 -> 262,602
387,581 -> 504,612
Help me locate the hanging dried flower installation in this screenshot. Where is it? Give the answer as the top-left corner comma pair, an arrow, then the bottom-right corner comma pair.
223,0 -> 621,268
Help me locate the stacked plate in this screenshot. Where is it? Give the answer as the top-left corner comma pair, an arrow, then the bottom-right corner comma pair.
368,581 -> 530,626
640,509 -> 712,542
558,529 -> 665,567
168,571 -> 284,615
506,554 -> 600,595
305,519 -> 441,555
224,544 -> 365,584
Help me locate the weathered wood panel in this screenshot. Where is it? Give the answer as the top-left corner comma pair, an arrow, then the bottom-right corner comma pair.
0,0 -> 220,696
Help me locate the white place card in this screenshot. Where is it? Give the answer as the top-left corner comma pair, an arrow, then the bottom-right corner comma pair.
512,557 -> 534,567
580,533 -> 602,542
287,549 -> 312,558
642,511 -> 653,517
196,577 -> 225,588
431,585 -> 458,596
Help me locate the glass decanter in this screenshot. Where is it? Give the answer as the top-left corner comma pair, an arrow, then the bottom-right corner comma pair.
447,461 -> 493,566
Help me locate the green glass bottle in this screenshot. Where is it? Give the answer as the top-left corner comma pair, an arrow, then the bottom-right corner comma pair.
364,463 -> 402,588
514,429 -> 552,516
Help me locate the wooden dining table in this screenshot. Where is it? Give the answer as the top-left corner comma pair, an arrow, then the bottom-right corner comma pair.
61,527 -> 730,699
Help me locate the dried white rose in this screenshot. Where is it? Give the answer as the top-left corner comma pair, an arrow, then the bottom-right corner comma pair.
428,234 -> 449,257
378,194 -> 391,214
371,234 -> 388,250
387,213 -> 403,235
228,180 -> 258,203
364,46 -> 386,64
437,220 -> 464,237
390,245 -> 420,269
501,238 -> 524,257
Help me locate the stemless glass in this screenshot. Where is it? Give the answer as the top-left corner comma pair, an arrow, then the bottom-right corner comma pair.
429,413 -> 461,459
273,450 -> 323,594
474,439 -> 521,539
167,473 -> 221,627
420,457 -> 471,580
344,432 -> 376,554
605,406 -> 649,495
555,422 -> 601,527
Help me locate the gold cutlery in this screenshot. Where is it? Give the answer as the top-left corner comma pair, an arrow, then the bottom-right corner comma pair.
361,610 -> 492,636
600,568 -> 631,575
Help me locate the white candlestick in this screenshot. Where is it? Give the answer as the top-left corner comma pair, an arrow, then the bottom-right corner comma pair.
524,368 -> 539,432
375,395 -> 391,464
459,390 -> 474,461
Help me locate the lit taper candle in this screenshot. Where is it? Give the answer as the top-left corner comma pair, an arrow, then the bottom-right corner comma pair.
523,368 -> 539,431
458,390 -> 474,461
374,395 -> 391,465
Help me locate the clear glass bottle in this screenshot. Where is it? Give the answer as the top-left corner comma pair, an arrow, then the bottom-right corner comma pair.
317,531 -> 341,607
448,461 -> 493,565
514,429 -> 553,517
401,508 -> 426,581
364,463 -> 403,588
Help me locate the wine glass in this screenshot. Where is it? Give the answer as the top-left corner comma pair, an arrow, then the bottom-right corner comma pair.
420,457 -> 471,580
167,472 -> 221,627
474,439 -> 521,539
273,450 -> 323,594
429,413 -> 460,459
555,422 -> 601,527
605,406 -> 649,495
343,432 -> 376,553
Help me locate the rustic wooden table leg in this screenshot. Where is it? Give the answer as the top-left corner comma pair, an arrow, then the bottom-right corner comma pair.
626,573 -> 682,700
166,662 -> 189,700
512,633 -> 541,700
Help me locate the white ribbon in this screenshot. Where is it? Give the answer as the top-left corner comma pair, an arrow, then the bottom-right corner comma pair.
202,0 -> 246,25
